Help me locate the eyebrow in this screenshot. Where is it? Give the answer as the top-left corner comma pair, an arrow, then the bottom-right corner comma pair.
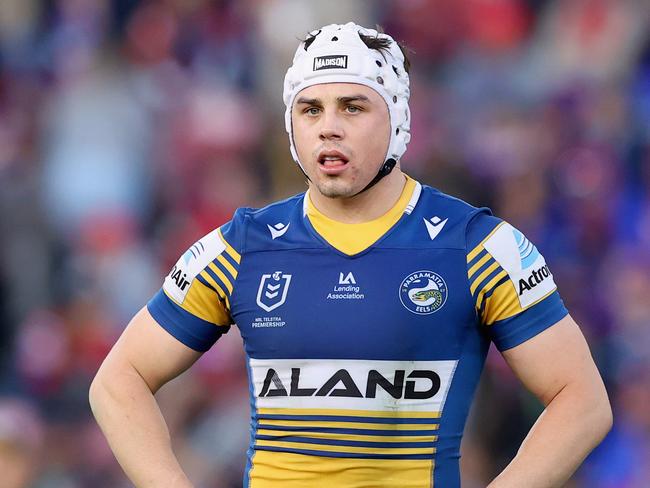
295,94 -> 371,105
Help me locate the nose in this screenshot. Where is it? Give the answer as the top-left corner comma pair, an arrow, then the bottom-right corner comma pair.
319,109 -> 344,141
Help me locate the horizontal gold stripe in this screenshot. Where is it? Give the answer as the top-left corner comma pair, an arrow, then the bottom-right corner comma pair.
259,419 -> 440,431
257,408 -> 440,419
257,429 -> 437,443
256,439 -> 436,455
467,221 -> 505,262
248,450 -> 435,487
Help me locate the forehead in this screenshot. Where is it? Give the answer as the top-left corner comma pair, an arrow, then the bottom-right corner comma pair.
294,82 -> 385,104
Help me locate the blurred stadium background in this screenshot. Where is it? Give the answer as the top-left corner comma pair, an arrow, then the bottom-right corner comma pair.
0,0 -> 649,486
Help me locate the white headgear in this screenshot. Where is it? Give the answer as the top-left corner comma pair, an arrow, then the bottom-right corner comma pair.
283,22 -> 411,173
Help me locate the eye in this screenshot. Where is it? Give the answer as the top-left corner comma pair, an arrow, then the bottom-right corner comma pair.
304,107 -> 321,116
345,105 -> 361,113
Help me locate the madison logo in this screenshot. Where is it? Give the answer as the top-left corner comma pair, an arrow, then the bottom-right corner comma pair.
313,55 -> 348,71
400,270 -> 448,315
256,271 -> 292,312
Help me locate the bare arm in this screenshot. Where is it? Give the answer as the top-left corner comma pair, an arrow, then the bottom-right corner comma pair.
487,314 -> 612,488
89,307 -> 203,488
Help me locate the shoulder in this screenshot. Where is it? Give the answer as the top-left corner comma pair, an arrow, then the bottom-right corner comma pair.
418,184 -> 492,225
222,192 -> 314,253
417,184 -> 483,215
396,183 -> 493,250
244,192 -> 306,224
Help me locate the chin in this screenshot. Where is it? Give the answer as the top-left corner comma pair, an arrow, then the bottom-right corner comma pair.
314,180 -> 358,199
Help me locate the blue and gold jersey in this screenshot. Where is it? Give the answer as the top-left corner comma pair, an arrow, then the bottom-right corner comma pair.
147,176 -> 568,488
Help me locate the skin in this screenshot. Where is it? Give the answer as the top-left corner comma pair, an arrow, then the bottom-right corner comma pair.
489,315 -> 612,487
89,307 -> 200,488
89,81 -> 612,487
291,82 -> 406,223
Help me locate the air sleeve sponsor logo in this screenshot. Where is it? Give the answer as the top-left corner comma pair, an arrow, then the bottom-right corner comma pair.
483,223 -> 557,308
250,358 -> 457,412
163,229 -> 226,303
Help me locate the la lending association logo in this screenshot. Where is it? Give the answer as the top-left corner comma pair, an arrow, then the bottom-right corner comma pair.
399,270 -> 448,315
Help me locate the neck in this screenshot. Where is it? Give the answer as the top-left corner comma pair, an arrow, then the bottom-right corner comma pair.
308,170 -> 407,223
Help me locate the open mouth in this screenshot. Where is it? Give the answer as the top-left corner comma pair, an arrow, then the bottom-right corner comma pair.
318,150 -> 349,167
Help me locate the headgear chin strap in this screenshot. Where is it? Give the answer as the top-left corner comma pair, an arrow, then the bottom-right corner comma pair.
283,22 -> 411,195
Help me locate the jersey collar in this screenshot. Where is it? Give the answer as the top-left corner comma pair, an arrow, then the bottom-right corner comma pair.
303,175 -> 422,255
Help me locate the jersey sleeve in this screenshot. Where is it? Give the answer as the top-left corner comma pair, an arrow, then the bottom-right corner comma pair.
465,211 -> 568,351
147,208 -> 246,352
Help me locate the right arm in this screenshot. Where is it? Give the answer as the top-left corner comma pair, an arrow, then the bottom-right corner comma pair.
89,307 -> 202,488
92,221 -> 242,486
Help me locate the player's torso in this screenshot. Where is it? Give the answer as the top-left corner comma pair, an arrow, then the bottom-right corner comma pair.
229,190 -> 488,488
233,247 -> 473,362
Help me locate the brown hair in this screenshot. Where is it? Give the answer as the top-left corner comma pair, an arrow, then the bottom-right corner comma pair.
302,26 -> 411,75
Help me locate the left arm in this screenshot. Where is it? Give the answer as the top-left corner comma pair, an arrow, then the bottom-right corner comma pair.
487,314 -> 612,488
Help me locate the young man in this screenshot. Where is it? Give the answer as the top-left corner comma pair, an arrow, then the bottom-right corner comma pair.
90,23 -> 612,488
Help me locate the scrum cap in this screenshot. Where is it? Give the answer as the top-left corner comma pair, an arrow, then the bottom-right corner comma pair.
283,23 -> 411,183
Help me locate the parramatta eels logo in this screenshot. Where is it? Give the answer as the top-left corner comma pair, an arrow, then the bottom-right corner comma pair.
399,270 -> 448,315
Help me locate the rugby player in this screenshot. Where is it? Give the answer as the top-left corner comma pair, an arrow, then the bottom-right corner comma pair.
90,23 -> 612,487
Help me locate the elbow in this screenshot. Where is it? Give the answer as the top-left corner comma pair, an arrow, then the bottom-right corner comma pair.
598,395 -> 613,440
589,386 -> 613,446
88,370 -> 105,416
89,364 -> 115,418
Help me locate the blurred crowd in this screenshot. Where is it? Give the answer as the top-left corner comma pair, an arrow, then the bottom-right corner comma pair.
0,0 -> 649,486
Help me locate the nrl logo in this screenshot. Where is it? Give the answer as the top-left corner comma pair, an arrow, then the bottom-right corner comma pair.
313,55 -> 348,71
256,271 -> 292,312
